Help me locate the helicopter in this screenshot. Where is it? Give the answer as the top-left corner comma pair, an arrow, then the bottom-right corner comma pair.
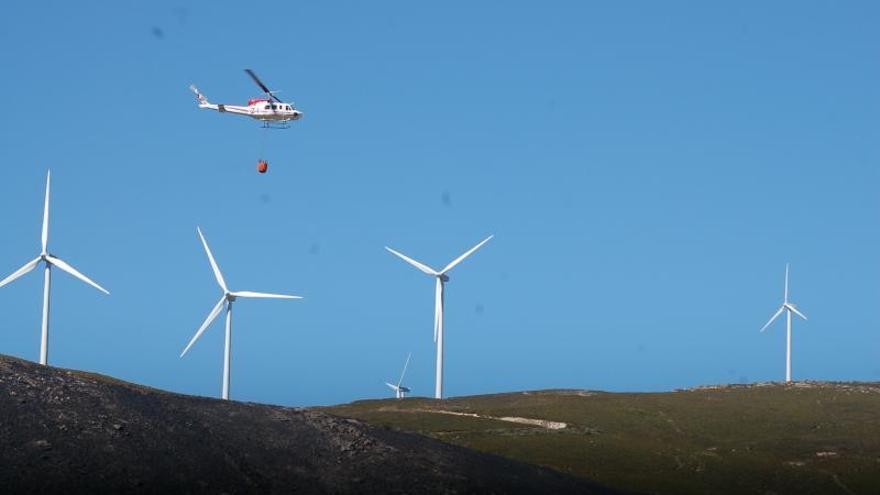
189,69 -> 303,129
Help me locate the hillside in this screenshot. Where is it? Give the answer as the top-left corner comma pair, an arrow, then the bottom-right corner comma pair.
0,355 -> 618,494
320,384 -> 880,495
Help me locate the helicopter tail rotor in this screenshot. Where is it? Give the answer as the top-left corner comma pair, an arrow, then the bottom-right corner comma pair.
189,84 -> 209,107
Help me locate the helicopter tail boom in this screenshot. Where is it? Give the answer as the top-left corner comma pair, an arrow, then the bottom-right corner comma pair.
188,84 -> 248,116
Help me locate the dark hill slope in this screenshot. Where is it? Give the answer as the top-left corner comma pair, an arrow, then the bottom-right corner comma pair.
321,385 -> 880,495
0,355 -> 618,494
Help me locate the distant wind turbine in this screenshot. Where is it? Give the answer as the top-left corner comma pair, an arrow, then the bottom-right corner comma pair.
760,263 -> 808,383
180,227 -> 302,400
386,235 -> 492,399
0,171 -> 109,365
385,352 -> 412,399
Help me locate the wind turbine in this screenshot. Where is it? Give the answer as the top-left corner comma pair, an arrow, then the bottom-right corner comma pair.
760,263 -> 808,383
0,171 -> 109,365
385,235 -> 492,399
180,227 -> 302,400
385,352 -> 412,399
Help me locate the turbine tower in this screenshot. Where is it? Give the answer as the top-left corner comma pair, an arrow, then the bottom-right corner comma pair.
385,352 -> 412,399
180,227 -> 302,400
0,171 -> 109,365
386,235 -> 492,399
760,263 -> 808,383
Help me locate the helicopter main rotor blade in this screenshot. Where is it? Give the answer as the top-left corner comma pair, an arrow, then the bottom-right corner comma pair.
245,69 -> 270,93
244,69 -> 283,102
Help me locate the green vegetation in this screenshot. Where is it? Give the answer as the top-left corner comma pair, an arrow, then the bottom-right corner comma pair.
320,383 -> 880,494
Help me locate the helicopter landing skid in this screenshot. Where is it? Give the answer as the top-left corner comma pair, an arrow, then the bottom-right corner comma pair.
260,121 -> 291,130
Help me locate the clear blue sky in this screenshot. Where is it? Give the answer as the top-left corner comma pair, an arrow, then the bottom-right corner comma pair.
0,2 -> 877,406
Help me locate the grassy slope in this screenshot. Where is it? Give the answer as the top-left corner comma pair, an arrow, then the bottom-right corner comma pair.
320,384 -> 880,495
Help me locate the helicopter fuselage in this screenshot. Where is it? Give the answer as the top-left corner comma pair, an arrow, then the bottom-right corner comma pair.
199,98 -> 302,122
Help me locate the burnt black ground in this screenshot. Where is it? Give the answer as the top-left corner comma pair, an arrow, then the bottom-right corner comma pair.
0,354 -> 620,494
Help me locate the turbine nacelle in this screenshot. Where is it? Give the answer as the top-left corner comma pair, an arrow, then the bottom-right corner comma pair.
40,253 -> 63,263
784,302 -> 807,320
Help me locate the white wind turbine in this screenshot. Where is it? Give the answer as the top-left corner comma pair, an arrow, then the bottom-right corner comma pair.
180,227 -> 302,400
0,171 -> 109,365
760,263 -> 808,383
385,235 -> 492,399
385,352 -> 412,399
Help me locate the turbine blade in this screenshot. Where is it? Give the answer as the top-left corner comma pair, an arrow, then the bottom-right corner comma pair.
197,227 -> 227,291
441,235 -> 493,274
434,278 -> 442,342
385,382 -> 399,391
45,255 -> 109,295
231,290 -> 302,300
42,171 -> 51,254
397,352 -> 412,387
385,246 -> 437,275
784,263 -> 790,303
180,296 -> 226,357
0,257 -> 42,288
760,306 -> 785,332
787,304 -> 808,321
